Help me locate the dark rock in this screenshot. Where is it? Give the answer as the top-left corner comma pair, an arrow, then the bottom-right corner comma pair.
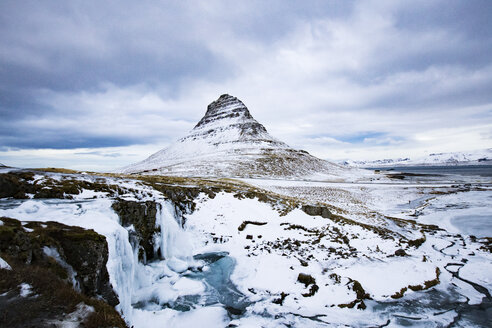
246,235 -> 253,240
0,171 -> 128,200
301,205 -> 331,219
225,306 -> 244,316
297,273 -> 316,287
0,257 -> 126,328
111,200 -> 159,262
50,225 -> 118,306
302,284 -> 319,297
272,292 -> 289,305
0,218 -> 34,263
0,217 -> 118,306
238,220 -> 267,231
394,249 -> 408,257
0,172 -> 34,198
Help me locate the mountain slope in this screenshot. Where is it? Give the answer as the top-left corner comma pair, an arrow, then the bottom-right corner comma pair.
121,94 -> 347,179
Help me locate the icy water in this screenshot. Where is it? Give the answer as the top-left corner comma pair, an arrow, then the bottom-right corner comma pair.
187,252 -> 250,314
450,215 -> 492,238
368,164 -> 492,177
137,252 -> 250,315
371,165 -> 492,238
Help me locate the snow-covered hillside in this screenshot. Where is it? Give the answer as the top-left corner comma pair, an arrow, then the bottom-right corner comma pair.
121,94 -> 352,180
342,149 -> 492,167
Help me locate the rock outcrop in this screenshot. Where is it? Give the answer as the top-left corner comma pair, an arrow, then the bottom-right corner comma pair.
0,217 -> 118,305
0,171 -> 125,200
111,200 -> 160,262
0,217 -> 125,328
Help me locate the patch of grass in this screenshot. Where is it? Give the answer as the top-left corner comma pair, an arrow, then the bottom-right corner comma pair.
296,273 -> 319,297
477,237 -> 492,253
281,223 -> 316,233
424,268 -> 441,289
34,167 -> 82,174
329,273 -> 341,284
338,279 -> 370,310
390,267 -> 441,299
391,287 -> 408,299
329,214 -> 398,240
408,232 -> 426,248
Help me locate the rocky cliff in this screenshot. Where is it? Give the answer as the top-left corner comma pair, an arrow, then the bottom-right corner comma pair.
0,217 -> 125,328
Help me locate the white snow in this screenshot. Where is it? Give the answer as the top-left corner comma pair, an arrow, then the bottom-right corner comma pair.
19,283 -> 33,297
0,257 -> 12,270
47,303 -> 95,328
334,258 -> 437,299
132,306 -> 228,328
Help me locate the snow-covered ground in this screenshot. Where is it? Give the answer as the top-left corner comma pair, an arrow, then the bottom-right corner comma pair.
0,169 -> 491,327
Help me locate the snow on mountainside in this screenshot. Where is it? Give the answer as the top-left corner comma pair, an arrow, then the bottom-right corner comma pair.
342,149 -> 492,167
121,94 -> 352,180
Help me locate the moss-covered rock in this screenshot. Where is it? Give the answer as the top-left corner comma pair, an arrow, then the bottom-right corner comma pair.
0,171 -> 128,200
0,172 -> 34,198
0,217 -> 118,306
0,258 -> 127,328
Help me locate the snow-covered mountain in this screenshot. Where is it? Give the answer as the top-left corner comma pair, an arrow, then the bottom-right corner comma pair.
342,149 -> 492,167
121,94 -> 346,179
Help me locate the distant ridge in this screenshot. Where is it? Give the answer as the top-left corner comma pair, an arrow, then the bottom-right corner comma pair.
120,94 -> 350,179
342,149 -> 492,167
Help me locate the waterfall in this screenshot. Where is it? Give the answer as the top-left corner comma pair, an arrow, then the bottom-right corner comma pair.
107,199 -> 196,325
154,201 -> 194,261
105,225 -> 136,322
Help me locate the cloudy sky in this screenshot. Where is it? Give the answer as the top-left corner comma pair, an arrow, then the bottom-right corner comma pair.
1,0 -> 491,171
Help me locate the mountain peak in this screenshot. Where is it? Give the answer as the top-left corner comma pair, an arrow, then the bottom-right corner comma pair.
188,94 -> 269,141
205,94 -> 244,116
194,94 -> 251,128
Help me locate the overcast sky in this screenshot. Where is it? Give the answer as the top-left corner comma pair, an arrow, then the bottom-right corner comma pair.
1,0 -> 491,171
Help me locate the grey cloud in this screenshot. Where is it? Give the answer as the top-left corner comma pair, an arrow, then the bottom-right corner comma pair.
0,0 -> 491,166
74,151 -> 122,158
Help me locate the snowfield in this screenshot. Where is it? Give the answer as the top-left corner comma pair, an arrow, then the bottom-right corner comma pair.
1,168 -> 491,327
